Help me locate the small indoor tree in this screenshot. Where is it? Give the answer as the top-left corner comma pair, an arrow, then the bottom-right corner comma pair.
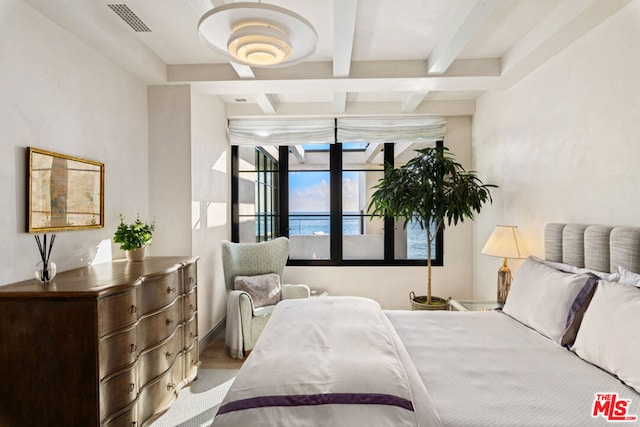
368,145 -> 496,309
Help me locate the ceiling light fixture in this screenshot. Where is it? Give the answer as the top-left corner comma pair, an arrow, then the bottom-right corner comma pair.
197,2 -> 317,68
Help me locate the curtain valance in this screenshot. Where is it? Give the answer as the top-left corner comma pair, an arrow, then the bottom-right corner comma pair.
228,118 -> 335,146
228,116 -> 446,146
337,117 -> 446,144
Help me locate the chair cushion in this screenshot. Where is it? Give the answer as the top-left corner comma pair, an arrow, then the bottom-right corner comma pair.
234,273 -> 281,308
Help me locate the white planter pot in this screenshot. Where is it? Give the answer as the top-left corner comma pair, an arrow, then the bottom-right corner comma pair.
125,246 -> 147,262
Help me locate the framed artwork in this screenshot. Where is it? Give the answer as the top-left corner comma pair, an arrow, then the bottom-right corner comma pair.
28,147 -> 104,232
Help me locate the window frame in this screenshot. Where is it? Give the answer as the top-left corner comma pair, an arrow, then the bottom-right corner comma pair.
231,143 -> 444,267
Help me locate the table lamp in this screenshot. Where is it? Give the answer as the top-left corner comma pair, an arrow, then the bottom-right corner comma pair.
481,225 -> 528,306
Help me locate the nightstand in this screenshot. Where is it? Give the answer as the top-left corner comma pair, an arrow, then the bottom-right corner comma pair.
449,299 -> 501,312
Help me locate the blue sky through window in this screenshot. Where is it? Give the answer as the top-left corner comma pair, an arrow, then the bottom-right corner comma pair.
302,144 -> 330,151
289,171 -> 361,213
289,171 -> 330,213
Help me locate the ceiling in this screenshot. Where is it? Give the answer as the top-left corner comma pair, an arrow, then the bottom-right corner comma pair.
23,0 -> 630,117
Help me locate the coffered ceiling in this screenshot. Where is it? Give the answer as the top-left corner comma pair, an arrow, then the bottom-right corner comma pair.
23,0 -> 630,117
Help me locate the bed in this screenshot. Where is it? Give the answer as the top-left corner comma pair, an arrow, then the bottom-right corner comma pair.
212,224 -> 640,426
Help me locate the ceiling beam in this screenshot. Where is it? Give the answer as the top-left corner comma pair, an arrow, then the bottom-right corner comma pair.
427,0 -> 496,75
190,74 -> 501,96
255,94 -> 278,114
169,59 -> 500,83
290,145 -> 305,163
333,93 -> 347,113
333,0 -> 358,77
333,0 -> 358,112
364,143 -> 383,163
394,142 -> 415,159
224,100 -> 476,118
230,62 -> 256,79
401,92 -> 429,113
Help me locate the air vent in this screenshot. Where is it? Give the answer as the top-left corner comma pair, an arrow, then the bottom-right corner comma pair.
108,4 -> 151,32
234,98 -> 248,103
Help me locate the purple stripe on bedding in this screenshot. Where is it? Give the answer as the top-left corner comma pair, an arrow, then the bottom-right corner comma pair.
217,393 -> 415,415
565,274 -> 598,330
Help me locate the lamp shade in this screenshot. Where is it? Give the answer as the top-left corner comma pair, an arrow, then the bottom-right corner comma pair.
481,225 -> 528,259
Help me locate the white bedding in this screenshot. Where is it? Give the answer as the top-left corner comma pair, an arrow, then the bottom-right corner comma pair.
385,310 -> 640,427
212,296 -> 442,427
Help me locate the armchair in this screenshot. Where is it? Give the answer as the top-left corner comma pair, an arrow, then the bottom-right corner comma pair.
222,237 -> 309,358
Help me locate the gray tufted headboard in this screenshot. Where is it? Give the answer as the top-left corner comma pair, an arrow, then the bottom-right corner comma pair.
545,223 -> 640,274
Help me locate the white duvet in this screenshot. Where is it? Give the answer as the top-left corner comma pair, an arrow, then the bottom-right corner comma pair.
212,296 -> 442,427
385,310 -> 640,427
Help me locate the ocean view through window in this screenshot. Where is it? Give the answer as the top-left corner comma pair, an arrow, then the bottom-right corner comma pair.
231,141 -> 443,266
289,212 -> 432,259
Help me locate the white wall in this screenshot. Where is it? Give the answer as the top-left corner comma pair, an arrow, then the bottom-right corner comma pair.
190,89 -> 230,335
2,1 -> 231,338
148,85 -> 230,337
0,0 -> 149,285
284,116 -> 478,309
472,2 -> 640,299
148,85 -> 192,257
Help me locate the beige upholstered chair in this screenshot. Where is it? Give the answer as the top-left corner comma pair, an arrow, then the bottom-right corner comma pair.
222,237 -> 309,357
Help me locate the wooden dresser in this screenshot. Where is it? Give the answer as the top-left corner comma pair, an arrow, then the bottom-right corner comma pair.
0,256 -> 199,426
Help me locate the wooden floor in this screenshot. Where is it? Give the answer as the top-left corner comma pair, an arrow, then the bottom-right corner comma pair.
199,328 -> 245,370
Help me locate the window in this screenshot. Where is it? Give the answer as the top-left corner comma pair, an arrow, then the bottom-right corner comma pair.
235,146 -> 279,242
231,142 -> 443,267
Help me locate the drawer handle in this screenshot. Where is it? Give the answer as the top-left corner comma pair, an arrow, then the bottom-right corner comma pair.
189,304 -> 195,312
167,382 -> 176,391
128,383 -> 135,393
130,305 -> 137,314
165,352 -> 174,360
167,286 -> 176,294
130,343 -> 137,353
189,332 -> 194,339
190,277 -> 194,284
166,318 -> 174,326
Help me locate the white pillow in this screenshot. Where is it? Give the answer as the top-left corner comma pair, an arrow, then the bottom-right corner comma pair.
576,268 -> 620,282
530,255 -> 579,273
503,257 -> 597,345
572,281 -> 640,393
618,266 -> 640,287
531,255 -> 620,282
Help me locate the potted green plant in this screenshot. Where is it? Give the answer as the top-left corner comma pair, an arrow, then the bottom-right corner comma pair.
368,145 -> 496,310
113,214 -> 155,262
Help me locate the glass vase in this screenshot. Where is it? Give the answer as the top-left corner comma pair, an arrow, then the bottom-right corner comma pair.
35,261 -> 57,282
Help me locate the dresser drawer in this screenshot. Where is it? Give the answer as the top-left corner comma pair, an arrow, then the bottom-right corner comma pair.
184,315 -> 198,348
138,356 -> 184,424
98,290 -> 138,337
182,262 -> 197,293
185,341 -> 200,383
138,297 -> 183,351
99,326 -> 138,379
138,326 -> 184,388
183,287 -> 197,320
137,271 -> 182,315
101,399 -> 137,427
100,365 -> 138,421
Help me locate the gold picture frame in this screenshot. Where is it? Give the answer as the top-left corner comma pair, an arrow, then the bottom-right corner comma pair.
28,147 -> 104,232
